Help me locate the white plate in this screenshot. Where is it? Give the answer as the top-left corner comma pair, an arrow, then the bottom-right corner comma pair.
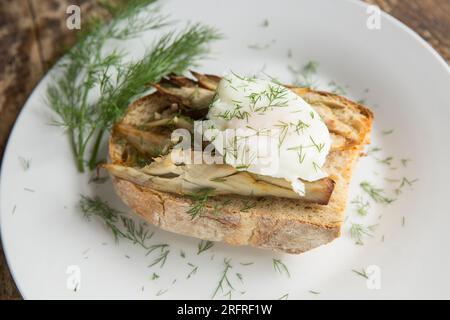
1,0 -> 449,299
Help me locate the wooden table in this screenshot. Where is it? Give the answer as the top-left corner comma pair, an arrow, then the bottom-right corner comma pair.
0,0 -> 448,300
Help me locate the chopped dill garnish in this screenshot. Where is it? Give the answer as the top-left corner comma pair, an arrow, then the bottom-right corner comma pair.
287,49 -> 293,58
241,200 -> 257,212
273,259 -> 290,278
212,258 -> 234,299
151,273 -> 159,280
236,273 -> 244,283
240,262 -> 254,266
248,40 -> 275,50
278,293 -> 289,300
288,60 -> 318,88
400,158 -> 411,167
18,157 -> 31,170
351,195 -> 370,216
88,174 -> 109,184
352,268 -> 369,279
186,263 -> 198,279
357,98 -> 366,104
309,135 -> 325,153
146,244 -> 170,268
349,223 -> 376,245
79,195 -> 154,248
261,19 -> 269,27
402,216 -> 406,227
24,188 -> 35,192
309,290 -> 321,295
197,240 -> 214,255
156,289 -> 168,296
187,188 -> 214,219
360,181 -> 396,204
180,250 -> 186,258
394,177 -> 418,195
377,156 -> 394,166
382,129 -> 394,135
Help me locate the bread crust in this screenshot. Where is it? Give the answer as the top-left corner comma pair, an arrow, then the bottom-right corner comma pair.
107,74 -> 373,254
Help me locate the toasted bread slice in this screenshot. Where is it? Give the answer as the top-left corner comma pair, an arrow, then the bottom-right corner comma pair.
106,73 -> 373,254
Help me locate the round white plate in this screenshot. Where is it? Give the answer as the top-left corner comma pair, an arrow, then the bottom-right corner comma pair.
1,0 -> 449,299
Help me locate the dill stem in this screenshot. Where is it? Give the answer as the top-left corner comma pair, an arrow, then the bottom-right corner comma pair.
69,129 -> 84,172
88,129 -> 105,170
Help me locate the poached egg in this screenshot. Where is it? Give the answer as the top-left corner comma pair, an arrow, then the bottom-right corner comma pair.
203,73 -> 331,196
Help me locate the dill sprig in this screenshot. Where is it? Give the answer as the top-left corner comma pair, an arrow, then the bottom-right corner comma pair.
272,259 -> 290,278
360,181 -> 396,204
197,240 -> 214,255
48,0 -> 221,172
351,195 -> 370,216
187,188 -> 215,219
146,244 -> 170,268
79,195 -> 153,248
349,222 -> 376,245
212,258 -> 235,299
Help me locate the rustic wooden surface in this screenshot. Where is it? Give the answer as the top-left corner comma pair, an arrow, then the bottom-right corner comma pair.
0,0 -> 449,300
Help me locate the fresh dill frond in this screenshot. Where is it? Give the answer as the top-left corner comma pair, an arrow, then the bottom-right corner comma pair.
187,188 -> 214,219
239,262 -> 254,266
236,273 -> 243,283
394,177 -> 418,195
197,240 -> 214,255
360,181 -> 396,204
272,259 -> 290,278
48,0 -> 221,172
309,290 -> 321,295
212,258 -> 234,299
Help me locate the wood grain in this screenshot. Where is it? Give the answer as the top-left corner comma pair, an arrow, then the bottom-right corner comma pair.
0,0 -> 448,300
